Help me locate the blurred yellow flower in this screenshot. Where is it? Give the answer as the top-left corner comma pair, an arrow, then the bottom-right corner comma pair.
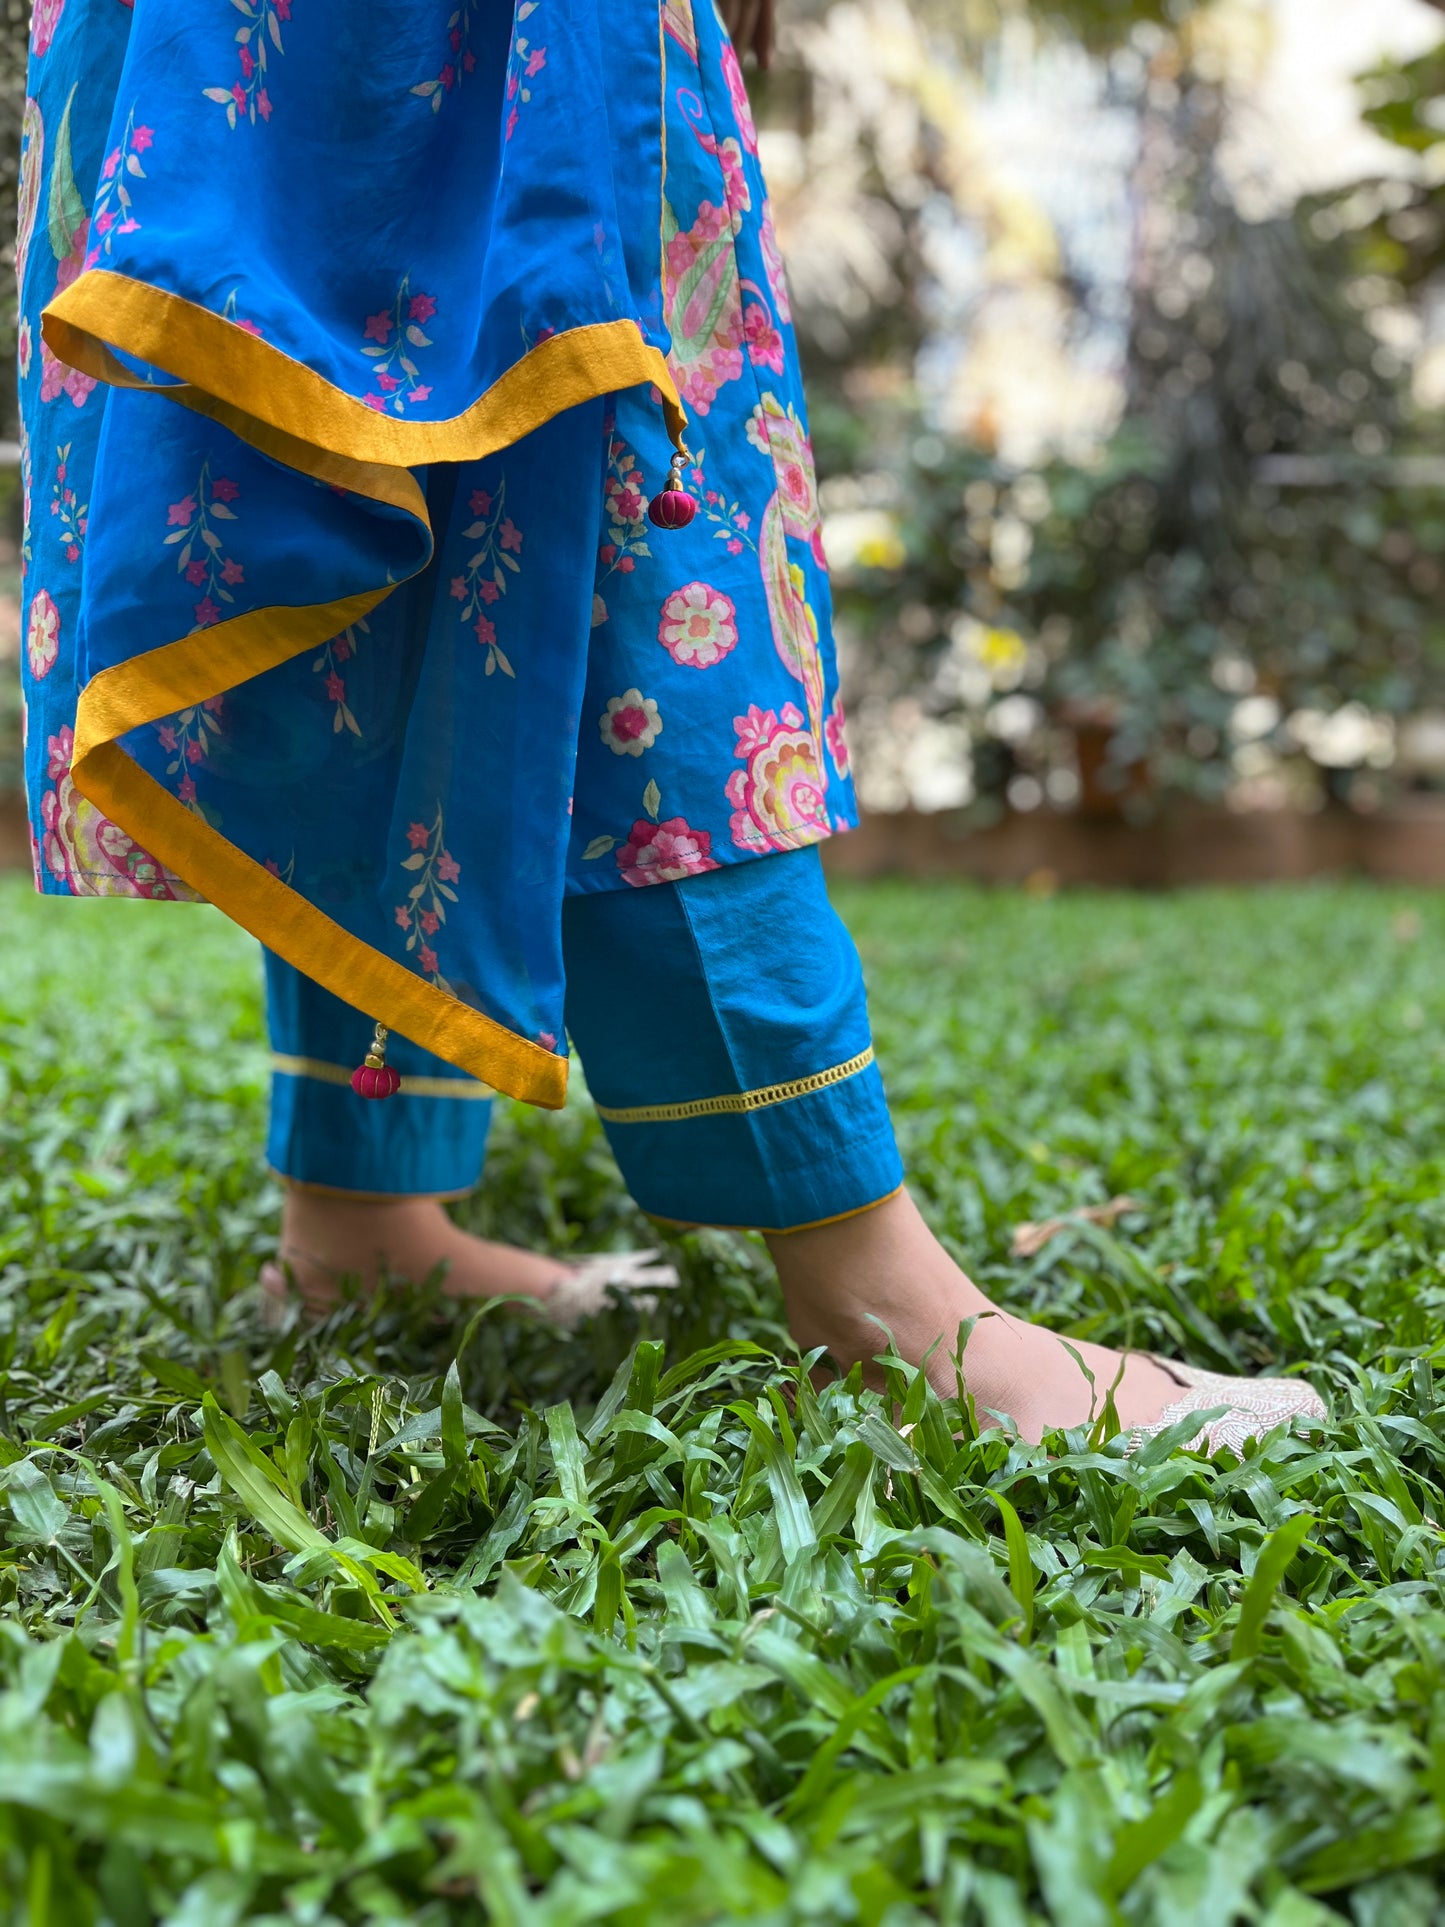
974,625 -> 1028,679
856,526 -> 907,571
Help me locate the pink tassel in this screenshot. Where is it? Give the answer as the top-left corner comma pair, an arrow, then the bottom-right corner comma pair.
351,1022 -> 402,1100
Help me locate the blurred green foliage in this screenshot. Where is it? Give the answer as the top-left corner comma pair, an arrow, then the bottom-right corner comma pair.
796,7 -> 1445,815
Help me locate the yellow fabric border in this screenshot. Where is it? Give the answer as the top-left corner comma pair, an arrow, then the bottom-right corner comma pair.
43,271 -> 688,467
42,268 -> 694,1108
272,1053 -> 494,1101
648,1181 -> 906,1237
593,1046 -> 877,1124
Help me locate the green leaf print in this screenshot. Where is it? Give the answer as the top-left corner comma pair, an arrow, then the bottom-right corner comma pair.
47,86 -> 88,264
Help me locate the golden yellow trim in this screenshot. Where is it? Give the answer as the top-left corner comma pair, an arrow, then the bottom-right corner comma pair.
40,266 -> 695,1109
272,1053 -> 494,1101
79,740 -> 565,1103
647,1181 -> 906,1237
276,1176 -> 478,1204
72,587 -> 393,766
43,271 -> 689,466
594,1046 -> 877,1124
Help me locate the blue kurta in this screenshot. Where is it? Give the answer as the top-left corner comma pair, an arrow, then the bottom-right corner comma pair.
18,0 -> 856,1106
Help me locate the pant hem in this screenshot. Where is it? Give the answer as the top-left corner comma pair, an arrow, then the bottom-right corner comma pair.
271,1170 -> 479,1204
644,1181 -> 905,1237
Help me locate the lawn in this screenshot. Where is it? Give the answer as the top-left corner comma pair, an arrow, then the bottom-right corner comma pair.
2,873 -> 1445,1924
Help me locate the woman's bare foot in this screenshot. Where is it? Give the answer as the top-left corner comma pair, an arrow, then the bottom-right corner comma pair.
264,1187 -> 679,1327
265,1189 -> 571,1316
768,1188 -> 1185,1443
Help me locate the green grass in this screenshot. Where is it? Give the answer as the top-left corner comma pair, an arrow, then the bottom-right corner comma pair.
3,873 -> 1445,1924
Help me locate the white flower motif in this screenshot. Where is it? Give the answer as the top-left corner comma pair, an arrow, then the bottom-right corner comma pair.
26,588 -> 59,682
657,581 -> 738,669
600,689 -> 662,756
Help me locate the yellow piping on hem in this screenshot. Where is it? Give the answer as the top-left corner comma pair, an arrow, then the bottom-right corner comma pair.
646,1182 -> 906,1237
43,271 -> 698,1109
43,271 -> 689,464
272,1053 -> 494,1101
593,1045 -> 876,1124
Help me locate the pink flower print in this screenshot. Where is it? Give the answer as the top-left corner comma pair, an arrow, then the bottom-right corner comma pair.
606,479 -> 645,524
470,489 -> 492,517
727,706 -> 831,853
477,579 -> 500,605
826,695 -> 851,780
25,589 -> 59,681
658,582 -> 739,669
177,774 -> 197,804
717,141 -> 751,225
526,47 -> 547,77
47,727 -> 73,783
617,556 -> 635,574
436,851 -> 461,883
185,560 -> 207,586
220,558 -> 245,586
158,725 -> 178,754
720,36 -> 760,154
600,689 -> 662,757
663,178 -> 748,416
193,597 -> 221,628
325,671 -> 345,703
167,496 -> 197,527
449,575 -> 467,600
333,634 -> 352,662
406,821 -> 430,850
360,275 -> 435,413
39,342 -> 96,410
538,1030 -> 557,1051
419,944 -> 439,975
211,477 -> 240,503
499,517 -> 523,553
617,816 -> 720,888
743,301 -> 784,375
132,125 -> 154,152
239,44 -> 255,78
475,614 -> 496,647
185,740 -> 205,765
419,909 -> 440,936
395,905 -> 412,930
101,149 -> 120,182
256,89 -> 272,121
727,539 -> 744,555
17,316 -> 31,380
31,0 -> 64,56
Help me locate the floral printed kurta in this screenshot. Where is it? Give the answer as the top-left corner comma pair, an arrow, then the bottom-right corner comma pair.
18,0 -> 855,1106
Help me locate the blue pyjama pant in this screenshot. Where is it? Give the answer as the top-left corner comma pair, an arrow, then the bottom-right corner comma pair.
265,846 -> 903,1233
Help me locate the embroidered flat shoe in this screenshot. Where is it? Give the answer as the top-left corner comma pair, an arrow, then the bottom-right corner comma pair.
1131,1358 -> 1327,1456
